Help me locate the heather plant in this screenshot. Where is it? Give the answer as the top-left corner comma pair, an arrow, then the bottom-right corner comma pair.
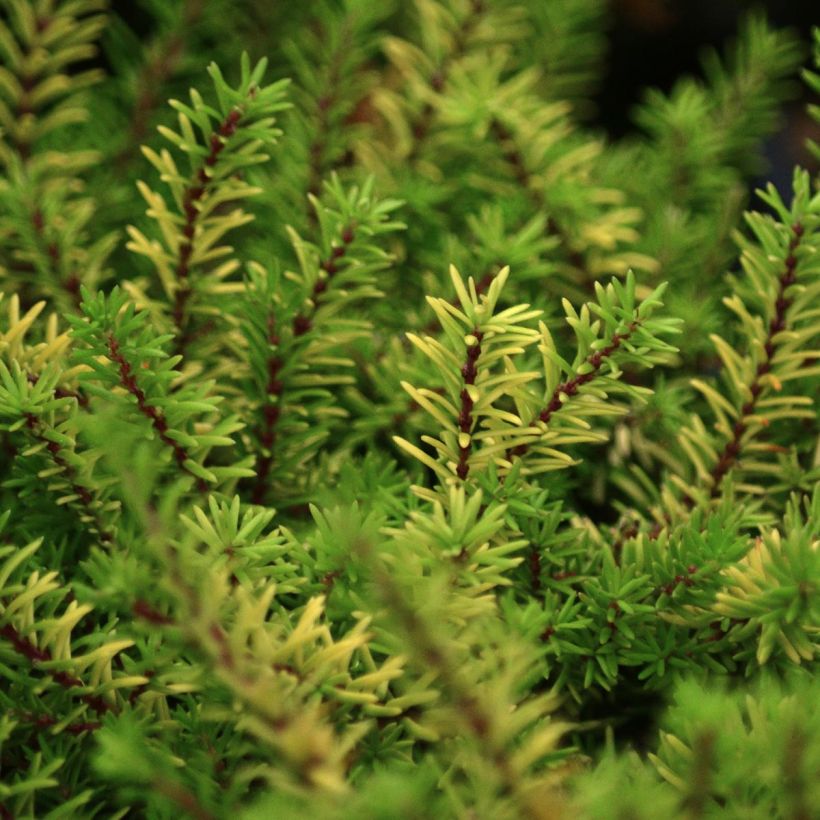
0,1 -> 818,818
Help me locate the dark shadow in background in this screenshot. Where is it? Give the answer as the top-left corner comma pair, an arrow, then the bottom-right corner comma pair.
598,0 -> 819,191
110,0 -> 818,184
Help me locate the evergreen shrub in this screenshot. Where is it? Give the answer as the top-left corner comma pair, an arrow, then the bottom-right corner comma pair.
0,1 -> 818,817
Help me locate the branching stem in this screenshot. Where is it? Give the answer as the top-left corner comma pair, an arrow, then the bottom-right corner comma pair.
172,106 -> 244,353
107,334 -> 208,493
507,320 -> 639,464
23,413 -> 114,545
251,224 -> 357,503
407,0 -> 486,160
649,222 -> 805,539
456,329 -> 483,480
0,622 -> 113,715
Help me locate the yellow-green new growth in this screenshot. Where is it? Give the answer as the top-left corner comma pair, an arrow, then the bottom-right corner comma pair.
395,265 -> 678,496
394,264 -> 541,496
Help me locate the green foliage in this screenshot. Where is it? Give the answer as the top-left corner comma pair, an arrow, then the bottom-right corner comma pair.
123,53 -> 290,355
572,674 -> 820,819
0,0 -> 114,308
0,2 -> 818,818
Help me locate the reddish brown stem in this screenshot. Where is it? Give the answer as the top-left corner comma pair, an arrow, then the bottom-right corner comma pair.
456,329 -> 484,480
705,224 -> 803,498
647,517 -> 669,540
528,546 -> 542,595
305,19 -> 351,214
656,564 -> 698,597
292,224 -> 356,338
506,320 -> 639,463
0,622 -> 112,715
610,519 -> 639,562
172,106 -> 244,354
389,271 -> 499,428
16,712 -> 102,734
541,325 -> 638,426
107,334 -> 209,493
116,0 -> 204,169
649,222 -> 804,539
23,413 -> 113,545
133,599 -> 174,626
407,0 -> 485,160
250,225 -> 356,503
489,119 -> 589,278
250,314 -> 284,505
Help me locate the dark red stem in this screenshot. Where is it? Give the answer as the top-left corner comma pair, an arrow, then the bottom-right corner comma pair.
528,546 -> 542,595
649,222 -> 804,539
0,622 -> 112,715
15,711 -> 102,734
292,224 -> 356,339
250,225 -> 356,503
250,313 -> 284,505
23,413 -> 113,544
507,320 -> 639,463
706,224 -> 803,498
489,119 -> 588,277
172,106 -> 244,352
107,334 -> 209,493
456,329 -> 484,480
407,0 -> 485,160
132,599 -> 174,626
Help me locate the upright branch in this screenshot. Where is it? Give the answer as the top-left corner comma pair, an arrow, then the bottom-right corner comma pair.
507,319 -> 641,463
106,334 -> 208,494
644,172 -> 819,537
0,1 -> 105,160
242,177 -> 402,503
705,222 -> 804,498
0,0 -> 108,306
171,105 -> 246,348
22,412 -> 114,544
125,55 -> 289,356
494,273 -> 677,478
541,323 -> 640,426
0,355 -> 114,545
116,0 -> 205,168
394,265 -> 544,489
292,224 -> 357,337
406,0 -> 486,160
29,207 -> 83,306
251,313 -> 283,505
357,525 -> 569,819
304,21 -> 351,205
456,329 -> 484,479
69,287 -> 251,497
490,119 -> 590,280
251,223 -> 357,505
